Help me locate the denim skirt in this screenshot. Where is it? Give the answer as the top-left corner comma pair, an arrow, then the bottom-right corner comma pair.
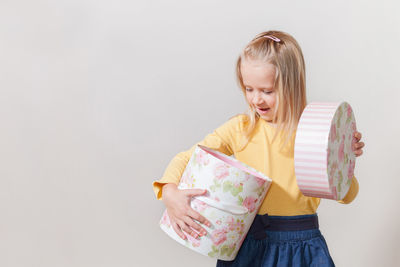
216,214 -> 335,267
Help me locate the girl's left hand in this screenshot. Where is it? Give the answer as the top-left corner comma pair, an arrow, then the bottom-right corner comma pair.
353,131 -> 365,157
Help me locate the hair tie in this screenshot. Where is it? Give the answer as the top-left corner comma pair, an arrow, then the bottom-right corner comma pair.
263,35 -> 281,42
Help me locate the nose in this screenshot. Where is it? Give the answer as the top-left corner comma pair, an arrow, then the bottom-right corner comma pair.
253,92 -> 263,105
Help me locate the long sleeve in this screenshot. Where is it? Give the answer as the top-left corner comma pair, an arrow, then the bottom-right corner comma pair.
337,176 -> 359,204
152,114 -> 246,200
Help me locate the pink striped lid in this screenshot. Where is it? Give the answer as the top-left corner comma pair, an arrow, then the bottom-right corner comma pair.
294,102 -> 357,200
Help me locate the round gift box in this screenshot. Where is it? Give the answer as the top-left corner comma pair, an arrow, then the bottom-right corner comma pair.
160,145 -> 272,261
294,102 -> 357,200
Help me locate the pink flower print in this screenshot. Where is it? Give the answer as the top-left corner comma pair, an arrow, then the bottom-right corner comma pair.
181,168 -> 193,185
211,228 -> 228,246
347,160 -> 355,179
332,186 -> 338,200
186,231 -> 201,247
329,161 -> 338,185
215,220 -> 222,225
238,234 -> 246,248
214,196 -> 220,202
254,177 -> 266,187
214,162 -> 230,180
226,217 -> 235,231
351,122 -> 357,132
227,217 -> 245,233
347,104 -> 352,117
330,123 -> 337,143
328,176 -> 333,186
338,135 -> 345,164
196,150 -> 209,166
351,123 -> 357,148
161,211 -> 171,226
243,196 -> 257,213
329,161 -> 338,177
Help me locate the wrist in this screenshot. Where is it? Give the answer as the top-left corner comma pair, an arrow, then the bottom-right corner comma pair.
162,183 -> 178,199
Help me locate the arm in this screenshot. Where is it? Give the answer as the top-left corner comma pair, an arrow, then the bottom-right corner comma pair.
152,114 -> 246,240
152,114 -> 245,199
337,176 -> 359,204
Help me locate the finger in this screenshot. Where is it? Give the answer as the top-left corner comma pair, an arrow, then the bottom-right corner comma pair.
172,222 -> 187,240
184,188 -> 207,197
353,142 -> 365,150
183,216 -> 207,237
353,131 -> 362,141
355,150 -> 363,157
356,142 -> 365,149
187,208 -> 211,228
178,220 -> 199,239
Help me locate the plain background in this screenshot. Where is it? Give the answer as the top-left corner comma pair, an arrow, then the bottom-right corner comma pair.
1,0 -> 399,266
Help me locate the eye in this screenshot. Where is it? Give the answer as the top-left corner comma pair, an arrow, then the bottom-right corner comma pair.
263,90 -> 273,95
245,88 -> 252,92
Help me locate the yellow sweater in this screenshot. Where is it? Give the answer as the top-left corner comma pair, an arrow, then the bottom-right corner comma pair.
152,114 -> 359,216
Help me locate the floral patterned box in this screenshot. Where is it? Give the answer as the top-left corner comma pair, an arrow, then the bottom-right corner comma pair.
160,145 -> 272,260
294,102 -> 357,200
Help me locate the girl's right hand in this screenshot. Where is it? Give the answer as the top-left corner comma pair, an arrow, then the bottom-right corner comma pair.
162,183 -> 211,240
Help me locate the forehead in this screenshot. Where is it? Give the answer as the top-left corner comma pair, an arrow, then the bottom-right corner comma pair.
241,59 -> 276,88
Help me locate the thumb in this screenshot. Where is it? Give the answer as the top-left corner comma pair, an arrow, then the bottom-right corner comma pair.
184,188 -> 207,197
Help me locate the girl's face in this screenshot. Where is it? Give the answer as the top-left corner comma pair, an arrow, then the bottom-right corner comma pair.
241,60 -> 277,122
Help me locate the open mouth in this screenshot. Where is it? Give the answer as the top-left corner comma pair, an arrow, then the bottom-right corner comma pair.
257,107 -> 270,113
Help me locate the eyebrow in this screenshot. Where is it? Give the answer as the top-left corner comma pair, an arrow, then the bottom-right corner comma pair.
244,84 -> 274,90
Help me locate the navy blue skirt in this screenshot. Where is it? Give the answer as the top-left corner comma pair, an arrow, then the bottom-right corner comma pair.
216,214 -> 335,267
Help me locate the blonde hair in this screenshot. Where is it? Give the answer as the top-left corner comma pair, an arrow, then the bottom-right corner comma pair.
235,30 -> 307,151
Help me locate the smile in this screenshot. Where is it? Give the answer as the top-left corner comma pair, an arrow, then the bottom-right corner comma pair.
257,107 -> 270,114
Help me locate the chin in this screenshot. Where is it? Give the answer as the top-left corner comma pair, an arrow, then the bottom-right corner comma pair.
258,114 -> 272,121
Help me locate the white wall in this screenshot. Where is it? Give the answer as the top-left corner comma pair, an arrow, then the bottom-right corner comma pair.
0,0 -> 399,266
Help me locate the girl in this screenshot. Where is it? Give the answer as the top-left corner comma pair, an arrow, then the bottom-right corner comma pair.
152,30 -> 365,267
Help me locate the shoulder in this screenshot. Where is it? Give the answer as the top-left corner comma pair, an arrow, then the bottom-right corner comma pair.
225,113 -> 249,131
228,113 -> 250,125
213,113 -> 249,135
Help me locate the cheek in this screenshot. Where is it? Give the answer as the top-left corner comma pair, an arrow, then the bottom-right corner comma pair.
245,93 -> 252,104
267,95 -> 277,107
